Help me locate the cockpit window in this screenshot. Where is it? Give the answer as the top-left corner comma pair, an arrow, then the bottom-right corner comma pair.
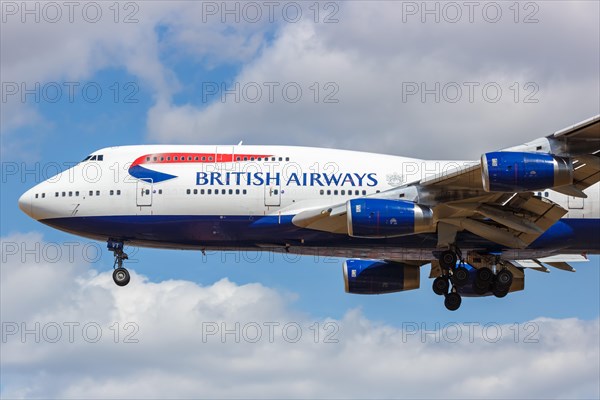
80,154 -> 104,163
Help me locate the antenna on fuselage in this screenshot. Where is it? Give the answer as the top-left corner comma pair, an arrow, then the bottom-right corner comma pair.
237,140 -> 243,146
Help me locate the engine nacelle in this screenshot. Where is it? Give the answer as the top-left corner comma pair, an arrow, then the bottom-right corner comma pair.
343,259 -> 420,294
347,199 -> 433,238
481,151 -> 572,192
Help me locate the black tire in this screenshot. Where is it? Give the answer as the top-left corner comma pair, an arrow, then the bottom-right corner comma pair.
439,250 -> 457,269
452,266 -> 470,287
493,286 -> 509,298
113,268 -> 130,287
474,267 -> 493,294
496,269 -> 514,289
444,292 -> 462,311
433,277 -> 450,296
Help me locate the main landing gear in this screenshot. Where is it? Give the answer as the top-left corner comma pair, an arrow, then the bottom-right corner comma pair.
107,240 -> 130,287
432,249 -> 514,311
432,249 -> 464,311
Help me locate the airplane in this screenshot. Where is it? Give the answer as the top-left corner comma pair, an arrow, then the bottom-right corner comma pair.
18,115 -> 600,310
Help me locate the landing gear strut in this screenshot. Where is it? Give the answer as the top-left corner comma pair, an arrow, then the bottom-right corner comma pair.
108,240 -> 130,287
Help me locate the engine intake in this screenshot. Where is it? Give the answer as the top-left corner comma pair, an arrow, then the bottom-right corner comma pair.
347,199 -> 433,238
343,259 -> 420,294
481,151 -> 572,192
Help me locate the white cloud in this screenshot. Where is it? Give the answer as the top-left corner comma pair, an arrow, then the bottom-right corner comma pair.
2,232 -> 599,399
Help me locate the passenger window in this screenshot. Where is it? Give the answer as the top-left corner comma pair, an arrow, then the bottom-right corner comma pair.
334,190 -> 338,195
145,189 -> 149,195
362,190 -> 367,195
186,189 -> 191,194
35,194 -> 38,199
202,156 -> 206,161
285,157 -> 289,161
89,191 -> 93,196
201,189 -> 205,194
193,189 -> 198,194
243,189 -> 247,194
244,157 -> 248,161
42,193 -> 45,198
195,157 -> 199,161
229,189 -> 233,194
62,192 -> 66,197
55,192 -> 59,197
320,189 -> 324,195
545,192 -> 549,197
96,190 -> 100,196
355,190 -> 359,195
110,190 -> 114,195
75,191 -> 79,196
68,191 -> 72,197
221,189 -> 226,194
274,189 -> 279,195
341,190 -> 345,195
327,190 -> 331,195
188,156 -> 192,161
158,189 -> 162,194
235,189 -> 240,194
208,189 -> 212,194
117,190 -> 121,195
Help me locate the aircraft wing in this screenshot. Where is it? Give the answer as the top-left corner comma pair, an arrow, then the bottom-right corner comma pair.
292,115 -> 600,249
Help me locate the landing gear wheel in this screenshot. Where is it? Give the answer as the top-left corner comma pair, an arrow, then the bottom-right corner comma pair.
474,267 -> 493,294
452,266 -> 470,287
444,292 -> 462,311
433,276 -> 450,296
112,267 -> 130,286
107,239 -> 131,287
492,287 -> 509,298
495,269 -> 514,288
439,250 -> 457,269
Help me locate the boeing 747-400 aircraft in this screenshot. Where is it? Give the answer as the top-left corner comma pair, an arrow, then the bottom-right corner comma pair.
18,116 -> 600,310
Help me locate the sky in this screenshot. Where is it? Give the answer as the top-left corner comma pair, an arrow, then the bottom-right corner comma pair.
1,1 -> 599,398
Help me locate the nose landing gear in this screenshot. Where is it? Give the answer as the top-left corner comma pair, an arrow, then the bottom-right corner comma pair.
108,240 -> 130,287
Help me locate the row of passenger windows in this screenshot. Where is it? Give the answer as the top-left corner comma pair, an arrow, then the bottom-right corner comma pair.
34,190 -> 121,199
187,188 -> 248,195
35,187 -> 380,199
320,189 -> 380,196
147,155 -> 291,162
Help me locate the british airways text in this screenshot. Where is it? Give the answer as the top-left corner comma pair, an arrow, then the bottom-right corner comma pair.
196,172 -> 378,187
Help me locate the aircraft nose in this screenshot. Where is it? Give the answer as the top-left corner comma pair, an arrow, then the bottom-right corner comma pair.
18,191 -> 33,219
